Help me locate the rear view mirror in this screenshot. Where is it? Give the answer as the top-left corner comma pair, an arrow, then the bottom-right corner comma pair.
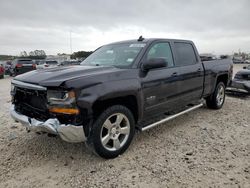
142,58 -> 167,71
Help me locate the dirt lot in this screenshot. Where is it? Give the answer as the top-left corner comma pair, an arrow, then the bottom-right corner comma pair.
0,64 -> 249,188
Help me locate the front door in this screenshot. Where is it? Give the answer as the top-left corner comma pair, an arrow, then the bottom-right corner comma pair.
141,41 -> 180,118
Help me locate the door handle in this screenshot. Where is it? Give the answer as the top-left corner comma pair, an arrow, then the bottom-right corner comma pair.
171,72 -> 178,77
197,68 -> 202,72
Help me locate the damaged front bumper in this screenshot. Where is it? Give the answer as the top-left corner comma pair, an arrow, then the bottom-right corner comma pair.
10,105 -> 86,143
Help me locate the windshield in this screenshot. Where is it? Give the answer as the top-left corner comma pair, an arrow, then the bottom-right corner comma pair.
81,42 -> 146,68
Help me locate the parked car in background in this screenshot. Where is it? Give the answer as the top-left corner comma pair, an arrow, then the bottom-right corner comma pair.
36,60 -> 58,69
0,62 -> 5,79
243,65 -> 250,69
228,65 -> 250,93
245,59 -> 250,64
200,53 -> 217,61
233,57 -> 244,64
58,60 -> 81,66
4,61 -> 12,75
10,59 -> 36,76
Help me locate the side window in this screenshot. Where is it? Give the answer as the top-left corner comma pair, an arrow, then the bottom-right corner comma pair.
174,42 -> 197,66
146,42 -> 174,67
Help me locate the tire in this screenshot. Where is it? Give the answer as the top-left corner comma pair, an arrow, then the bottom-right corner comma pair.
9,71 -> 15,77
87,105 -> 135,159
206,82 -> 226,109
0,74 -> 3,79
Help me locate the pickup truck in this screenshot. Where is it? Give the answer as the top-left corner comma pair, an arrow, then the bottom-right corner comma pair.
10,38 -> 233,159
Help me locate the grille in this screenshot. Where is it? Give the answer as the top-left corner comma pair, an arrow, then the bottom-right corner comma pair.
14,87 -> 50,121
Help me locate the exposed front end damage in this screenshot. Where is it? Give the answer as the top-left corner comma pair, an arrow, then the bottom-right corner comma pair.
10,79 -> 86,143
10,105 -> 86,143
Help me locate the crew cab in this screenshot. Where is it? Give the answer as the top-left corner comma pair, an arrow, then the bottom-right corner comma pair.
10,38 -> 233,159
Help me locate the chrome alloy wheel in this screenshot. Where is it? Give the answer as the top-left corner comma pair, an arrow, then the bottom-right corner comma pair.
100,113 -> 130,151
216,84 -> 225,106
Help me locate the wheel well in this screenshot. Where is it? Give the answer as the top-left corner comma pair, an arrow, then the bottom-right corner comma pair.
92,95 -> 138,123
216,74 -> 228,87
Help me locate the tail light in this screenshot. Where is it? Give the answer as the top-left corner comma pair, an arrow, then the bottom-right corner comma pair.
16,64 -> 22,68
32,64 -> 36,69
44,64 -> 49,67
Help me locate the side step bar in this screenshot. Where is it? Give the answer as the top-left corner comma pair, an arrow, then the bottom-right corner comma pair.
141,103 -> 203,131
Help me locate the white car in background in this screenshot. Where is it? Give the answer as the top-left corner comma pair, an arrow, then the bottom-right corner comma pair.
36,60 -> 58,69
245,59 -> 250,64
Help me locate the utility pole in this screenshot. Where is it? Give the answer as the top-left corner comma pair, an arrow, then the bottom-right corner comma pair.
70,30 -> 72,54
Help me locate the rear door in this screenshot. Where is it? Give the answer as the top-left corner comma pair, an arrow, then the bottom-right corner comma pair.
173,42 -> 204,105
141,41 -> 180,117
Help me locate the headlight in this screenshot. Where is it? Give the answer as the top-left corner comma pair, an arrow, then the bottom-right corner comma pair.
47,90 -> 79,115
10,84 -> 15,102
11,84 -> 15,93
47,90 -> 75,104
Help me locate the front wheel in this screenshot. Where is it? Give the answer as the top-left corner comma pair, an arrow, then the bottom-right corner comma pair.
206,82 -> 226,109
87,105 -> 135,159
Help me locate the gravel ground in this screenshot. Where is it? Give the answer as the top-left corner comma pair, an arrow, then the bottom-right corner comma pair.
0,64 -> 249,188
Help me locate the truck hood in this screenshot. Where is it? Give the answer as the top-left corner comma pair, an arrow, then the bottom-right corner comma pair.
14,65 -> 121,87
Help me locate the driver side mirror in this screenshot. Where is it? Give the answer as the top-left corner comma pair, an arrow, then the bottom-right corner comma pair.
142,58 -> 167,71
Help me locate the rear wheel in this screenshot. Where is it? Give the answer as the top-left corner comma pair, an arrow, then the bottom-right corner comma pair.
206,82 -> 225,109
87,105 -> 135,159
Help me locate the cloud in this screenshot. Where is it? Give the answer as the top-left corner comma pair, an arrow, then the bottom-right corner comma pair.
0,0 -> 249,55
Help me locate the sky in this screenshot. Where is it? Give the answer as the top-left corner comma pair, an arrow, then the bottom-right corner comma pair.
0,0 -> 249,55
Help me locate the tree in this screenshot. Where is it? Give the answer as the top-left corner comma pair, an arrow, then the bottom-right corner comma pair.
28,50 -> 46,59
70,51 -> 93,59
29,51 -> 35,56
20,51 -> 28,57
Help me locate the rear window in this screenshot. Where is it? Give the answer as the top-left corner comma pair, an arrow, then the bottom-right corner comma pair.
46,61 -> 58,65
174,42 -> 197,66
17,60 -> 33,64
61,61 -> 70,65
70,61 -> 80,65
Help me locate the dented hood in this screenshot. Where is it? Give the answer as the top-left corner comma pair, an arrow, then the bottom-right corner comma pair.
14,65 -> 119,87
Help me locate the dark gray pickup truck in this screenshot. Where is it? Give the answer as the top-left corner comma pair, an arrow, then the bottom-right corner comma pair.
10,38 -> 233,158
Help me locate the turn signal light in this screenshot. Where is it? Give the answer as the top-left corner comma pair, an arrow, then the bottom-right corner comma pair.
49,107 -> 80,115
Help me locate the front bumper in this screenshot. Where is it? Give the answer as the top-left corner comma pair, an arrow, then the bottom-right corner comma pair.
10,105 -> 86,143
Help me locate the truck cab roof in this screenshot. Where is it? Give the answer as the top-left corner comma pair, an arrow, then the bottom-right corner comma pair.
108,38 -> 193,45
